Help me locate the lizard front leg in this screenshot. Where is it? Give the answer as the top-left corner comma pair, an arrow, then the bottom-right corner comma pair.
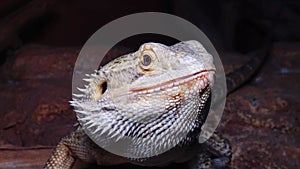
44,129 -> 91,169
189,132 -> 231,169
44,142 -> 75,169
203,132 -> 232,168
188,152 -> 213,169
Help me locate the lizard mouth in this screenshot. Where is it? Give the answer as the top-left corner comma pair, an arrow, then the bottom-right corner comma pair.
130,69 -> 215,93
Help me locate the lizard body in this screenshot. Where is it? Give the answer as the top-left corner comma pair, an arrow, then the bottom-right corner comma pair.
44,40 -> 265,169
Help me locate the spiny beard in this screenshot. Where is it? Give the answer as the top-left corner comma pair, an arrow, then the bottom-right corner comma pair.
71,85 -> 211,159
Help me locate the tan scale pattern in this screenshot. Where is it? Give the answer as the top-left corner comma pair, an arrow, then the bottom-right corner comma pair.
44,143 -> 75,169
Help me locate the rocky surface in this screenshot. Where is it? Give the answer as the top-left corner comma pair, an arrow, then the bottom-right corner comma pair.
0,42 -> 299,169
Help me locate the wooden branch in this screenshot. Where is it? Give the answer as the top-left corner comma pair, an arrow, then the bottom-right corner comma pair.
0,146 -> 53,169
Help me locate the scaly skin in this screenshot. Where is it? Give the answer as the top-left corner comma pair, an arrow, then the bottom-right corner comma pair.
44,40 -> 266,169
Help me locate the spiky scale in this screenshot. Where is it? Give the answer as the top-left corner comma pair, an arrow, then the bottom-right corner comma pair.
77,87 -> 87,92
83,78 -> 93,82
72,93 -> 85,98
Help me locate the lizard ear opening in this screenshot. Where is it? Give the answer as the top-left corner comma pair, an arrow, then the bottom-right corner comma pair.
101,81 -> 107,94
98,81 -> 107,94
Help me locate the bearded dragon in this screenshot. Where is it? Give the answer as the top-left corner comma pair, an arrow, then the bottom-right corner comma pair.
44,40 -> 266,169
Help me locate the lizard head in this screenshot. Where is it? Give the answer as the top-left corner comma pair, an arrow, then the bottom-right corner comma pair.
71,40 -> 215,158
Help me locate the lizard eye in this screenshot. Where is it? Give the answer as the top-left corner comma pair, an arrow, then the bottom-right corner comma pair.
139,50 -> 156,70
142,54 -> 152,66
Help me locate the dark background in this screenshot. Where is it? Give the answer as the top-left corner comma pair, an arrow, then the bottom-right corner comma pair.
2,0 -> 300,51
0,0 -> 299,169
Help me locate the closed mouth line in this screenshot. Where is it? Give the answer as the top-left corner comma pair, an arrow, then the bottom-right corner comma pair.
130,69 -> 215,93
